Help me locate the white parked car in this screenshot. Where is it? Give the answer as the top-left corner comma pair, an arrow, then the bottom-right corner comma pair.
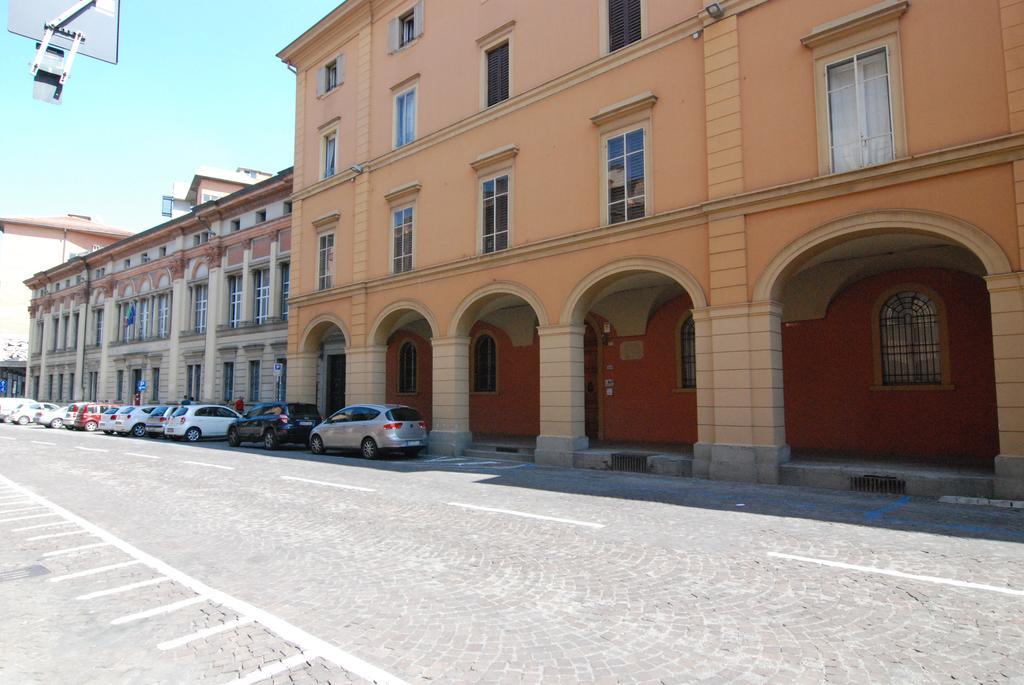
10,402 -> 58,426
0,397 -> 34,422
164,404 -> 241,442
32,404 -> 67,428
98,407 -> 123,434
112,405 -> 159,437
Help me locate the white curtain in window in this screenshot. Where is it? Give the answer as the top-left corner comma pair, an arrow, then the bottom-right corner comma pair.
828,60 -> 859,173
828,49 -> 892,173
859,50 -> 893,166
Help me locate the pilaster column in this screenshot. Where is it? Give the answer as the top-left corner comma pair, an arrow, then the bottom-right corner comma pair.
429,336 -> 471,456
345,345 -> 386,405
289,351 -> 319,407
167,276 -> 187,400
241,243 -> 253,323
534,324 -> 587,467
268,237 -> 281,320
698,300 -> 788,484
987,273 -> 1024,499
73,302 -> 87,399
99,293 -> 114,400
203,264 -> 224,402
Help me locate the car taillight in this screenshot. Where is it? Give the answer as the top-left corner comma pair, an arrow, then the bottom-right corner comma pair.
419,421 -> 427,429
382,422 -> 401,430
159,417 -> 167,422
278,415 -> 289,423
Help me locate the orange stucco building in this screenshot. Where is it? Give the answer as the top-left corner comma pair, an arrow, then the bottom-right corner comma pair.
279,0 -> 1024,499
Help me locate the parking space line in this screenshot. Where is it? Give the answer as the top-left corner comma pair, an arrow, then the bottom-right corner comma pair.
181,460 -> 234,470
12,520 -> 76,532
125,452 -> 160,460
48,560 -> 142,583
280,476 -> 375,493
222,652 -> 313,685
0,472 -> 409,685
0,436 -> 14,440
30,440 -> 56,446
110,596 -> 206,625
768,552 -> 1024,597
0,494 -> 29,500
0,512 -> 59,523
26,529 -> 91,541
0,498 -> 32,505
76,577 -> 170,600
74,446 -> 106,453
446,502 -> 606,529
0,506 -> 48,514
157,616 -> 254,650
42,542 -> 113,557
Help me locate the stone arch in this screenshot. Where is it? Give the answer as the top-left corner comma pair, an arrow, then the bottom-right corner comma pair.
369,299 -> 440,346
299,314 -> 350,353
119,281 -> 135,298
448,281 -> 550,338
560,256 -> 708,326
189,259 -> 209,281
753,209 -> 1013,303
156,270 -> 172,289
138,275 -> 153,294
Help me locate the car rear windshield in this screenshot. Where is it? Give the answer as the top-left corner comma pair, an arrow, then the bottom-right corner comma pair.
286,404 -> 320,416
103,408 -> 119,415
150,406 -> 169,415
118,407 -> 134,413
387,407 -> 422,422
171,407 -> 189,417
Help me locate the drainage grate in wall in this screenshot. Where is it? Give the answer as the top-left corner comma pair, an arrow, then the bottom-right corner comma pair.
850,474 -> 906,495
0,565 -> 50,583
495,446 -> 521,454
610,453 -> 650,473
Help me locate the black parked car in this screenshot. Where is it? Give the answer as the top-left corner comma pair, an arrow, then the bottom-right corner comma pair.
227,402 -> 322,450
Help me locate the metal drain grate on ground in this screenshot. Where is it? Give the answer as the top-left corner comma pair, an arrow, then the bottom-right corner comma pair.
850,474 -> 906,495
0,565 -> 50,582
610,453 -> 650,473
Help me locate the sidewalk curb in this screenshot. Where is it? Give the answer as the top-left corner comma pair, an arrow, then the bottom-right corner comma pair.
939,495 -> 1024,509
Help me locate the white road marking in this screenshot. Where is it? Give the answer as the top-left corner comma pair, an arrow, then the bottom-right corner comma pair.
126,452 -> 160,460
42,542 -> 113,557
221,652 -> 313,685
0,512 -> 59,523
12,520 -> 76,532
768,552 -> 1024,597
280,475 -> 375,492
0,436 -> 14,440
31,440 -> 56,446
0,472 -> 409,685
76,577 -> 170,600
0,497 -> 31,504
0,494 -> 29,500
48,560 -> 142,583
75,446 -> 106,453
26,529 -> 91,541
0,506 -> 48,514
446,502 -> 606,529
181,460 -> 234,470
110,596 -> 206,625
157,616 -> 255,651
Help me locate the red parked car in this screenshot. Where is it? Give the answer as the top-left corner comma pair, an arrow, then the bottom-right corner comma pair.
66,403 -> 118,432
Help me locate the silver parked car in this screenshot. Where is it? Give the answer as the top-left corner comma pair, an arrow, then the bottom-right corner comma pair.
309,404 -> 428,458
144,405 -> 178,438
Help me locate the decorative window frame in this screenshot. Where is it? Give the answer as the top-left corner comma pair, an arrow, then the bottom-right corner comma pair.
592,92 -> 657,227
674,311 -> 697,392
312,215 -> 337,292
318,117 -> 341,180
870,283 -> 953,391
385,181 -> 421,275
471,145 -> 518,255
470,330 -> 499,395
392,75 -> 420,149
477,21 -> 515,110
598,0 -> 647,56
802,0 -> 908,176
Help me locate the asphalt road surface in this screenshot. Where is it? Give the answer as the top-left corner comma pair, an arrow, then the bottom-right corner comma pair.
0,421 -> 1021,684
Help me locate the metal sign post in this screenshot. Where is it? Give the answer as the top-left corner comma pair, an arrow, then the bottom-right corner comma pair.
273,363 -> 283,402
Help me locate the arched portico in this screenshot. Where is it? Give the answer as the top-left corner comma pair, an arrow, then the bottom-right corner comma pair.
295,314 -> 350,416
368,300 -> 439,427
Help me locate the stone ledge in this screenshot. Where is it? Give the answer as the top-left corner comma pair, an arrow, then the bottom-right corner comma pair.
938,495 -> 1024,509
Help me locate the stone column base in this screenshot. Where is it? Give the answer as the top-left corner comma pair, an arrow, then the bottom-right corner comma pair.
994,454 -> 1024,500
705,443 -> 790,484
534,435 -> 589,468
429,430 -> 472,457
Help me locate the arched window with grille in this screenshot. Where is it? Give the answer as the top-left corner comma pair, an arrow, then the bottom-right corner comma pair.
473,334 -> 497,392
879,291 -> 942,385
680,316 -> 696,389
398,341 -> 417,393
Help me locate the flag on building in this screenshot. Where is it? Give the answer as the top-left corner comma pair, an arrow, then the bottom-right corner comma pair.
125,302 -> 136,326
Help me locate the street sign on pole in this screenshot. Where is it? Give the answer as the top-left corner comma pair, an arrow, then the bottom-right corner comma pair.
0,380 -> 7,395
273,363 -> 283,377
137,380 -> 146,393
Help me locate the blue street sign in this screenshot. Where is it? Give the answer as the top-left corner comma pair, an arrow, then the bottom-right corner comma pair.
0,380 -> 7,394
137,380 -> 147,393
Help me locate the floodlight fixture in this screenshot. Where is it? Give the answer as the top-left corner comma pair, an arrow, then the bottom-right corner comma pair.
705,3 -> 725,19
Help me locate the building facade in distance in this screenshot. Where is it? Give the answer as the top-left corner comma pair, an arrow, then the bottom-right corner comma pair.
279,0 -> 1024,499
25,169 -> 293,409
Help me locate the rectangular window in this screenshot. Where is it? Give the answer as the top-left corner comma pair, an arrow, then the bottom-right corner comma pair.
115,370 -> 123,402
256,210 -> 267,224
326,59 -> 338,92
318,234 -> 334,290
283,201 -> 292,215
223,361 -> 235,402
47,374 -> 53,401
36,320 -> 44,353
123,259 -> 131,270
51,317 -> 58,351
230,219 -> 241,232
392,207 -> 414,273
606,128 -> 646,224
69,373 -> 75,401
88,371 -> 97,400
249,360 -> 261,403
279,263 -> 290,321
482,175 -> 509,253
389,1 -> 423,52
253,269 -> 270,324
151,368 -> 160,402
399,9 -> 416,47
138,299 -> 150,340
159,246 -> 167,257
57,373 -> 64,402
193,284 -> 208,333
161,195 -> 173,217
94,309 -> 103,346
608,0 -> 643,52
395,88 -> 416,148
62,315 -> 69,349
157,295 -> 169,338
71,313 -> 79,348
227,275 -> 243,328
323,133 -> 337,179
186,364 -> 202,401
485,42 -> 510,107
827,47 -> 893,174
141,252 -> 150,264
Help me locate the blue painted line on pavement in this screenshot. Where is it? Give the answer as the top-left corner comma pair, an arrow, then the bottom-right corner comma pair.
864,495 -> 912,521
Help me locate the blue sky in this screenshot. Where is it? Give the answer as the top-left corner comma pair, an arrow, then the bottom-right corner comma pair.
0,1 -> 341,232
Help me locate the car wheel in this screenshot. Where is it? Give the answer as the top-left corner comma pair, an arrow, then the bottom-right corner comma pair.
227,427 -> 240,447
132,423 -> 146,438
184,427 -> 201,442
360,437 -> 379,460
263,430 -> 279,450
403,447 -> 422,458
309,434 -> 325,455
84,421 -> 97,432
50,419 -> 63,429
17,416 -> 29,425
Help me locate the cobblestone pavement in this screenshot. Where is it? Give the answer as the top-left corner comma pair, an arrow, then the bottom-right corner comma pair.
0,422 -> 1022,684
